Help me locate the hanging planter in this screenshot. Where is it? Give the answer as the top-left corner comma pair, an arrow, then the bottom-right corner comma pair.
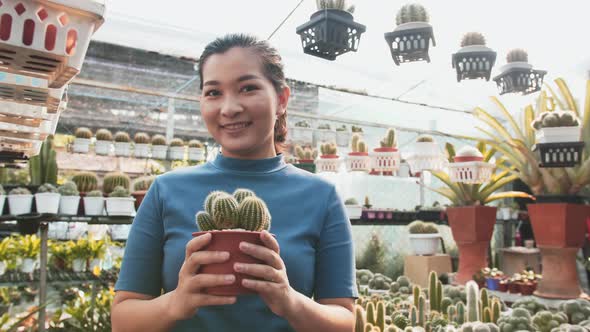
531,111 -> 584,167
113,131 -> 131,157
346,134 -> 370,172
370,128 -> 400,176
295,1 -> 365,61
404,135 -> 447,173
133,132 -> 151,158
94,128 -> 112,155
384,3 -> 435,65
449,146 -> 494,184
315,142 -> 341,173
452,32 -> 496,82
293,145 -> 317,173
493,49 -> 547,95
72,127 -> 92,153
0,73 -> 66,113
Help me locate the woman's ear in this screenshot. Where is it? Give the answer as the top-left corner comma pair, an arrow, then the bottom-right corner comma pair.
276,85 -> 291,116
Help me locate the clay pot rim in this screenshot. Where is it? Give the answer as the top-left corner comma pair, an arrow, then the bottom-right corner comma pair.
192,230 -> 275,237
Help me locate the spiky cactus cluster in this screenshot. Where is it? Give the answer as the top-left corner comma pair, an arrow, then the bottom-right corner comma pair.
170,138 -> 185,147
114,131 -> 131,143
506,49 -> 528,63
28,135 -> 57,186
37,183 -> 58,193
320,142 -> 338,156
86,190 -> 103,197
316,0 -> 355,14
408,220 -> 438,234
532,111 -> 580,130
416,134 -> 435,143
103,172 -> 131,194
197,189 -> 271,232
380,128 -> 397,148
9,187 -> 31,195
295,146 -> 318,160
396,3 -> 429,25
72,171 -> 98,193
75,127 -> 93,139
188,140 -> 204,148
95,128 -> 113,141
350,134 -> 368,153
58,181 -> 79,196
109,186 -> 130,198
151,134 -> 167,146
461,32 -> 486,47
134,132 -> 151,144
133,176 -> 155,192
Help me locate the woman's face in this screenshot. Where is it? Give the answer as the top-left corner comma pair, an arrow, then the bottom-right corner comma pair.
200,47 -> 290,159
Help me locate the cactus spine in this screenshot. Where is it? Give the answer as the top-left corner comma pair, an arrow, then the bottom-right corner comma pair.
197,211 -> 216,231
237,196 -> 271,231
466,281 -> 480,322
212,195 -> 240,229
29,135 -> 58,186
205,191 -> 226,215
102,172 -> 131,194
71,171 -> 98,193
233,188 -> 255,204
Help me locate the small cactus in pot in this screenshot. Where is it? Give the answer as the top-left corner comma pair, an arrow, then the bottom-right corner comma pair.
106,186 -> 135,216
95,128 -> 112,141
35,183 -> 60,214
103,172 -> 131,195
71,171 -> 98,193
73,127 -> 92,153
408,220 -> 440,256
8,187 -> 34,215
114,131 -> 132,156
131,176 -> 155,209
151,134 -> 168,159
169,138 -> 186,160
133,132 -> 150,145
133,132 -> 151,158
94,129 -> 112,155
58,181 -> 80,215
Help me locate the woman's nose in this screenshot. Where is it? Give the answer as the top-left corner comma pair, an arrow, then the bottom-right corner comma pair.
220,95 -> 244,117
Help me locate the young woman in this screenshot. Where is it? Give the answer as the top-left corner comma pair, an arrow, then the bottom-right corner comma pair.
111,34 -> 357,332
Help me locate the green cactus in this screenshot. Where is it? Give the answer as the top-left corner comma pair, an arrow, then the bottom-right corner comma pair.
237,196 -> 271,231
188,139 -> 204,148
460,322 -> 499,332
497,307 -> 534,332
369,274 -> 391,290
429,271 -> 439,312
29,135 -> 58,186
461,32 -> 486,47
409,220 -> 438,234
482,308 -> 491,323
418,296 -> 426,326
58,181 -> 79,196
413,286 -> 421,308
108,186 -> 130,198
351,134 -> 361,152
380,129 -> 397,148
71,171 -> 98,193
511,298 -> 548,315
133,132 -> 150,144
506,49 -> 528,63
95,128 -> 113,141
416,135 -> 435,143
316,0 -> 356,14
320,142 -> 338,156
396,3 -> 429,25
9,187 -> 31,195
133,176 -> 155,192
170,138 -> 185,147
411,306 -> 418,327
376,301 -> 386,332
480,288 -> 489,313
358,141 -> 368,153
532,311 -> 568,332
102,172 -> 131,194
114,131 -> 131,143
233,188 -> 255,204
37,183 -> 58,193
151,134 -> 167,146
393,313 -> 410,329
447,305 -> 456,323
430,316 -> 448,331
86,190 -> 103,197
197,211 -> 216,231
456,302 -> 465,325
211,194 -> 240,229
355,305 -> 366,332
559,299 -> 590,324
75,127 -> 93,139
550,324 -> 587,332
466,281 -> 479,322
491,299 -> 501,324
366,302 -> 376,326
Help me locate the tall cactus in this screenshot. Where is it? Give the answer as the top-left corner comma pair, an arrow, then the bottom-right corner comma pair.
418,295 -> 426,326
351,134 -> 361,152
380,128 -> 397,148
376,301 -> 385,332
71,171 -> 98,193
205,191 -> 226,215
429,271 -> 439,312
237,196 -> 271,231
456,302 -> 466,325
29,135 -> 58,186
466,281 -> 480,322
482,307 -> 492,323
102,172 -> 131,194
413,285 -> 421,308
211,194 -> 239,229
366,302 -> 376,326
491,299 -> 501,324
410,306 -> 418,327
436,281 -> 443,313
355,305 -> 366,332
480,288 -> 489,313
447,305 -> 457,323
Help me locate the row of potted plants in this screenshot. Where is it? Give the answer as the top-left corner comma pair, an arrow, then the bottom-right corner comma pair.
71,127 -> 206,161
289,120 -> 363,146
481,268 -> 542,296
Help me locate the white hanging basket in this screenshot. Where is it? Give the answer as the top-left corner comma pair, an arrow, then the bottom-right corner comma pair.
72,137 -> 90,153
83,196 -> 104,216
133,143 -> 150,158
59,195 -> 79,215
405,142 -> 447,173
0,0 -> 105,88
114,142 -> 131,157
0,72 -> 66,113
8,194 -> 33,215
449,157 -> 495,184
335,131 -> 351,147
106,197 -> 136,216
409,234 -> 440,255
315,129 -> 337,143
370,148 -> 401,175
535,126 -> 581,144
151,145 -> 168,159
168,146 -> 185,160
346,153 -> 371,172
289,126 -> 314,143
34,192 -> 60,214
315,156 -> 341,173
188,147 -> 205,161
94,140 -> 111,155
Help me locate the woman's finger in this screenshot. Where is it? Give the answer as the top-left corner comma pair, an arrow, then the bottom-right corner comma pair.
180,250 -> 230,276
234,263 -> 281,283
184,233 -> 212,258
239,242 -> 284,270
241,278 -> 282,292
191,293 -> 237,307
260,230 -> 280,254
187,273 -> 236,291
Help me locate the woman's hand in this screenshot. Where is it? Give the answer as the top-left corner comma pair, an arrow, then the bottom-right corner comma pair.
167,233 -> 237,321
236,230 -> 297,318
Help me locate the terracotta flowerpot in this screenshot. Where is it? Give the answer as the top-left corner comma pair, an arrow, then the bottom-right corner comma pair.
519,282 -> 536,296
508,281 -> 520,294
498,281 -> 509,292
447,206 -> 497,284
528,202 -> 590,299
131,191 -> 147,210
191,230 -> 268,296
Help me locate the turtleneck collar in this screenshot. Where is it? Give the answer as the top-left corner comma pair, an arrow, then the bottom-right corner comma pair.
211,153 -> 287,174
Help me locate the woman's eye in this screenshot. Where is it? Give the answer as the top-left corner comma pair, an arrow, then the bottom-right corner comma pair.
204,90 -> 220,97
240,85 -> 258,93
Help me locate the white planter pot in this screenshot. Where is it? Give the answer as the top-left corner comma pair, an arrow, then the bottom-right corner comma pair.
0,195 -> 5,215
315,157 -> 341,173
20,258 -> 36,273
67,222 -> 88,240
48,222 -> 69,240
499,208 -> 512,220
536,126 -> 581,144
110,224 -> 132,241
72,258 -> 87,272
34,193 -> 60,214
449,161 -> 495,184
151,145 -> 168,159
335,131 -> 351,147
345,205 -> 362,219
114,142 -> 131,156
408,234 -> 440,255
89,258 -> 102,271
106,197 -> 136,216
59,196 -> 80,215
345,154 -> 371,172
511,210 -> 519,220
72,138 -> 90,153
134,143 -> 150,158
8,194 -> 33,215
168,146 -> 185,160
188,147 -> 205,162
0,261 -> 6,276
88,224 -> 108,240
83,196 -> 105,216
94,140 -> 111,155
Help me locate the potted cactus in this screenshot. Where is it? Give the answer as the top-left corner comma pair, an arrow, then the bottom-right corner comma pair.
7,187 -> 33,215
448,146 -> 495,184
18,235 -> 40,273
114,131 -> 132,157
532,111 -> 583,167
315,142 -> 340,172
293,145 -> 317,173
451,32 -> 496,82
71,171 -> 99,215
83,190 -> 105,216
295,0 -> 365,61
168,138 -> 186,160
151,134 -> 168,159
192,189 -> 272,295
384,3 -> 435,65
102,172 -> 131,195
315,123 -> 336,143
290,120 -> 314,143
72,127 -> 92,153
106,186 -> 136,216
94,128 -> 113,155
344,198 -> 362,219
58,181 -> 80,215
493,48 -> 547,95
405,134 -> 447,174
133,132 -> 151,158
335,124 -> 350,147
407,220 -> 440,255
370,128 -> 401,176
188,139 -> 206,162
131,175 -> 155,209
346,134 -> 370,172
34,183 -> 60,214
0,185 -> 5,215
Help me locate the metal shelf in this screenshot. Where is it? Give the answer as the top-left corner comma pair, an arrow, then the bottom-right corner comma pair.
0,213 -> 133,225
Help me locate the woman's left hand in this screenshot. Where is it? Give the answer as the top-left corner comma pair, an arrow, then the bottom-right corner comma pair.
235,230 -> 297,318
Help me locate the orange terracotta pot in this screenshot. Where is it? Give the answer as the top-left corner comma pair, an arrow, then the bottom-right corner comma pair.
131,191 -> 147,210
447,206 -> 497,284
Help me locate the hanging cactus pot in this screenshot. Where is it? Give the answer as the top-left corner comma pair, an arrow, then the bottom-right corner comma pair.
384,22 -> 435,65
493,49 -> 546,95
534,142 -> 585,168
296,9 -> 366,61
451,32 -> 496,81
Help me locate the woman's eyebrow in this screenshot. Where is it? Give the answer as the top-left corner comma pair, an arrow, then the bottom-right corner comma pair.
203,74 -> 261,87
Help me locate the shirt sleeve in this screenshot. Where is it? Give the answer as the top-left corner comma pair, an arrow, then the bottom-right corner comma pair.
313,186 -> 359,300
114,177 -> 164,296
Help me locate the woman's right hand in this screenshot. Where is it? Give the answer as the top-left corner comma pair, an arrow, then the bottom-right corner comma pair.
167,232 -> 237,321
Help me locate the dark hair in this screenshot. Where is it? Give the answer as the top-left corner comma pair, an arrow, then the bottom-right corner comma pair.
198,34 -> 288,154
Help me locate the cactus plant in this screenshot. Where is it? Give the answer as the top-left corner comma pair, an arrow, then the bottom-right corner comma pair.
559,299 -> 590,324
366,302 -> 376,326
320,142 -> 338,156
58,181 -> 79,196
29,135 -> 58,186
461,32 -> 486,47
71,171 -> 98,193
211,194 -> 240,229
133,132 -> 150,144
197,211 -> 216,231
316,0 -> 355,14
416,135 -> 434,143
37,183 -> 58,193
114,131 -> 131,143
294,120 -> 311,128
429,271 -> 439,312
108,186 -> 130,198
345,198 -> 359,205
75,127 -> 92,139
376,301 -> 386,332
86,190 -> 103,197
95,128 -> 113,141
188,139 -> 204,148
410,306 -> 418,327
9,187 -> 31,195
393,313 -> 410,329
170,138 -> 185,147
532,111 -> 580,130
102,172 -> 131,194
408,220 -> 438,234
459,322 -> 499,332
237,196 -> 271,231
491,299 -> 501,324
456,302 -> 466,325
380,129 -> 397,148
497,307 -> 534,332
151,134 -> 167,146
233,188 -> 255,204
295,146 -> 318,160
550,324 -> 587,332
506,49 -> 528,63
369,274 -> 391,290
465,281 -> 480,322
204,191 -> 227,215
418,295 -> 426,326
396,4 -> 429,25
355,305 -> 366,332
511,298 -> 548,315
532,311 -> 568,332
133,176 -> 155,192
